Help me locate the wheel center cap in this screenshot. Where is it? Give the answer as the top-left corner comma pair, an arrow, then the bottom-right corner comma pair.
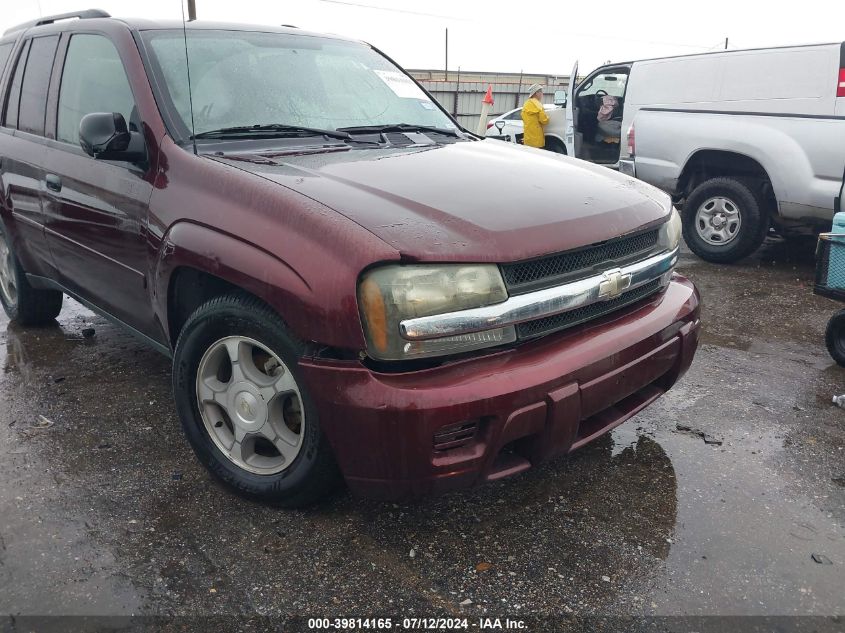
237,392 -> 258,421
712,214 -> 726,229
228,383 -> 266,428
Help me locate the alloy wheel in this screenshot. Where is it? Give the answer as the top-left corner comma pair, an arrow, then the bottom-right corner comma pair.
0,230 -> 18,307
196,336 -> 305,475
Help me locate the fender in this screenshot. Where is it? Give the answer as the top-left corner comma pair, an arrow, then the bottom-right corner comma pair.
635,110 -> 844,217
677,135 -> 793,206
153,221 -> 366,350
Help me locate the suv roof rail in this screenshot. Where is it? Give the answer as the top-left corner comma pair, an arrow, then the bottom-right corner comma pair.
3,9 -> 111,35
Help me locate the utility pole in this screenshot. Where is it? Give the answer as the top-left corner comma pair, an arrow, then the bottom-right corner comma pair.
444,28 -> 448,82
514,70 -> 523,109
187,0 -> 197,21
452,66 -> 460,118
725,37 -> 728,50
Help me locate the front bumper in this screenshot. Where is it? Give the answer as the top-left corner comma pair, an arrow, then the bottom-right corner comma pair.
299,274 -> 700,500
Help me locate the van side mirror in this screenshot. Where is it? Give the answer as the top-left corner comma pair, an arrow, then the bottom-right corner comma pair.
553,90 -> 567,106
79,112 -> 146,162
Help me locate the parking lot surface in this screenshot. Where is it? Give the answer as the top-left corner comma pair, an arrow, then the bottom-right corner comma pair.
1,241 -> 844,627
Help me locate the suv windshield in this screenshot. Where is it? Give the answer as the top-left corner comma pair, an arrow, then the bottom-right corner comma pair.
141,29 -> 457,140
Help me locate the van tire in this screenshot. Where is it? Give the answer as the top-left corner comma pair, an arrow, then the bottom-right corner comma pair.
682,177 -> 769,264
0,221 -> 63,325
172,293 -> 342,507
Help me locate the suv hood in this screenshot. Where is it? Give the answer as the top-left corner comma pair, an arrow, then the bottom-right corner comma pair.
212,140 -> 671,263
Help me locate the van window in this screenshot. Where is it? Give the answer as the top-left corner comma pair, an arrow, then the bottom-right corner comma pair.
3,39 -> 30,129
18,35 -> 59,135
579,73 -> 627,98
57,34 -> 135,146
0,42 -> 14,78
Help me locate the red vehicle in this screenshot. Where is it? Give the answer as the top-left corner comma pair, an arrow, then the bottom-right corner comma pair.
0,11 -> 699,506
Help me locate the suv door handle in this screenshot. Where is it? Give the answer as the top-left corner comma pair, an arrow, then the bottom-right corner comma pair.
45,174 -> 62,192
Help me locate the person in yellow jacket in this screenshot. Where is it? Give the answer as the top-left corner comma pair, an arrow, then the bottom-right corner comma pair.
521,83 -> 549,148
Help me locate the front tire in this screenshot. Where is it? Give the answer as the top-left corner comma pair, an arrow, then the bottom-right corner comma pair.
0,222 -> 63,325
172,294 -> 341,506
681,177 -> 769,264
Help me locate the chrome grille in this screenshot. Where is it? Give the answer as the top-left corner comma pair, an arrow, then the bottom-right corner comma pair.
516,279 -> 662,340
501,229 -> 659,294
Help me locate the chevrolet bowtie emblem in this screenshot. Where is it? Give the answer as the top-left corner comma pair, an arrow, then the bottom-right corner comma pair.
598,268 -> 632,300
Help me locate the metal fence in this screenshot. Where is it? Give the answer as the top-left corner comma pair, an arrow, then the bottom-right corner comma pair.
413,76 -> 571,131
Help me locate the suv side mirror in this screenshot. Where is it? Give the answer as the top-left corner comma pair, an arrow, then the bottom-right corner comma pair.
553,90 -> 567,106
79,112 -> 146,162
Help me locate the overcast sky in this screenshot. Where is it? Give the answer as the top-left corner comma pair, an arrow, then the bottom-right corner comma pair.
2,0 -> 844,75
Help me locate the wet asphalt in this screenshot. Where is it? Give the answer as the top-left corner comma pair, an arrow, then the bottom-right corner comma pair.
0,239 -> 844,630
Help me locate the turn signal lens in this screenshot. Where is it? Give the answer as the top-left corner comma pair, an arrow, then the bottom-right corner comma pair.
359,276 -> 388,353
658,208 -> 682,252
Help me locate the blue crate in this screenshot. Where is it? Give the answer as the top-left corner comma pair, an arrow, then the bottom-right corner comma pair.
826,212 -> 845,290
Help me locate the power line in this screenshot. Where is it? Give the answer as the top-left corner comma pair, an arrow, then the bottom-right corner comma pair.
311,0 -> 470,21
312,1 -> 717,52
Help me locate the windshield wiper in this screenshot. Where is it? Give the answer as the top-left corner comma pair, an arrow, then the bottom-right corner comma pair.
337,124 -> 460,138
192,124 -> 353,141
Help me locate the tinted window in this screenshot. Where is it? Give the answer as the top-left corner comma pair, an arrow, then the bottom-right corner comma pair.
4,39 -> 30,129
18,35 -> 59,135
0,42 -> 14,77
57,34 -> 135,145
504,110 -> 522,120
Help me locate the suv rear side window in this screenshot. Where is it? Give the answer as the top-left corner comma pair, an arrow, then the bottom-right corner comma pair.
3,39 -> 30,129
57,34 -> 135,146
18,35 -> 59,135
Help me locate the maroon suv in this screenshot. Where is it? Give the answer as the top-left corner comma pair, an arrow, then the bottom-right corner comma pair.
0,11 -> 700,506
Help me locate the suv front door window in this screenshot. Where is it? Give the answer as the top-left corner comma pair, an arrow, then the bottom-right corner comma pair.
43,33 -> 154,334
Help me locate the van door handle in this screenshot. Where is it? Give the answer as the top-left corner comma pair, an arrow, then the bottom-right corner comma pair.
45,174 -> 62,192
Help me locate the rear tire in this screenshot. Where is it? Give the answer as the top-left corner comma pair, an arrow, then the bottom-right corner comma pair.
0,222 -> 63,325
172,293 -> 341,507
682,177 -> 769,264
826,309 -> 845,368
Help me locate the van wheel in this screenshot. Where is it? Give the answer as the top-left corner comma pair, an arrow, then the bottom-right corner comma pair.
682,177 -> 768,263
545,138 -> 566,154
172,294 -> 341,507
0,223 -> 63,325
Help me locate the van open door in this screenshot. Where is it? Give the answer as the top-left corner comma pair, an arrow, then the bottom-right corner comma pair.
565,60 -> 578,156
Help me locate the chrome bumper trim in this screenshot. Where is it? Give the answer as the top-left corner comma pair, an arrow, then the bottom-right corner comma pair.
399,248 -> 678,341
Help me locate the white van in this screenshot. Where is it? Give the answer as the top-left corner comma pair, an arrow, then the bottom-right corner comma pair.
546,43 -> 845,262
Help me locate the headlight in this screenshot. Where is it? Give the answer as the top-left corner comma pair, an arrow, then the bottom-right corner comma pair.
658,207 -> 682,252
358,264 -> 514,361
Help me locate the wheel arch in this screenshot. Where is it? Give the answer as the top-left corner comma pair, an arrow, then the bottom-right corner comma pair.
678,149 -> 773,195
155,221 -> 321,349
544,134 -> 567,153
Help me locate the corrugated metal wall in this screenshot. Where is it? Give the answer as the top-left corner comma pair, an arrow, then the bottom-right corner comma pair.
415,78 -> 571,130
